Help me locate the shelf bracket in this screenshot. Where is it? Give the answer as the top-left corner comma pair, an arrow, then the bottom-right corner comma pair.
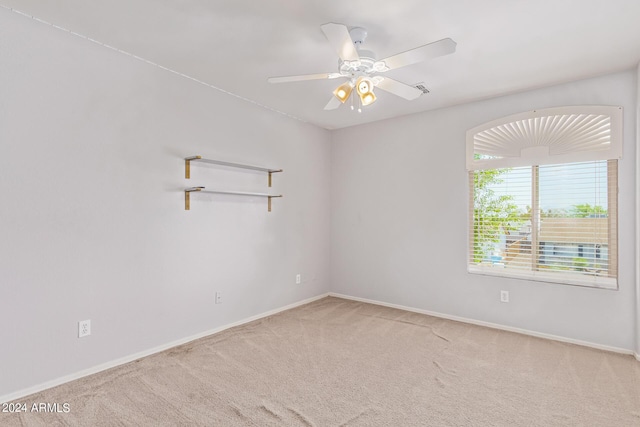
268,169 -> 283,187
184,187 -> 204,210
185,156 -> 202,179
268,195 -> 283,212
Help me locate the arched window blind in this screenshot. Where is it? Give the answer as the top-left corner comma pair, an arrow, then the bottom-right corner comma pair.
466,106 -> 621,289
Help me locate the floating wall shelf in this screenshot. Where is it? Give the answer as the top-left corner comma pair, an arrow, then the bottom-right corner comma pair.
185,155 -> 282,187
184,187 -> 282,211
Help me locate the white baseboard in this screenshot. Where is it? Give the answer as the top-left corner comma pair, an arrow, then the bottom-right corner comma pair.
0,293 -> 329,404
329,292 -> 636,357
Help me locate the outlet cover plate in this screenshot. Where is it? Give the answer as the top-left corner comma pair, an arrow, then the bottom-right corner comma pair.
500,290 -> 509,303
78,319 -> 91,338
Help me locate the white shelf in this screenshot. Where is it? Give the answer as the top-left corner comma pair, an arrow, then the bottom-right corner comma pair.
185,155 -> 282,186
183,156 -> 283,212
184,187 -> 282,211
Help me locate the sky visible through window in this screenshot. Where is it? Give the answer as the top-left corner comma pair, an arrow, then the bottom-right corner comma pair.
489,161 -> 608,214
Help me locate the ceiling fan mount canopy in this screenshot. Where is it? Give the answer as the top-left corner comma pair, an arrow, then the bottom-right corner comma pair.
348,27 -> 368,45
267,23 -> 456,110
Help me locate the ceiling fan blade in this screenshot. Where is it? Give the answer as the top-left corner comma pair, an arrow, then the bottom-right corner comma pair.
376,78 -> 423,100
268,73 -> 341,84
380,38 -> 456,71
324,96 -> 342,110
320,23 -> 360,62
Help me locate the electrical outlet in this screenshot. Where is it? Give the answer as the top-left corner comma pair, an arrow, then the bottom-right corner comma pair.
500,290 -> 509,303
215,291 -> 222,304
78,319 -> 91,338
296,274 -> 301,285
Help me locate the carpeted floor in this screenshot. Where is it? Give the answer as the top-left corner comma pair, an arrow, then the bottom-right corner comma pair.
3,296 -> 640,426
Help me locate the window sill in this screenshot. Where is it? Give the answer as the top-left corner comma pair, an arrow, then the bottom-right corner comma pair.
468,265 -> 618,290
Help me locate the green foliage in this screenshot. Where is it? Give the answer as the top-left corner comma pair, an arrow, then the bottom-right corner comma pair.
572,257 -> 588,271
541,204 -> 607,218
472,169 -> 524,263
541,208 -> 568,218
540,203 -> 607,218
570,203 -> 607,218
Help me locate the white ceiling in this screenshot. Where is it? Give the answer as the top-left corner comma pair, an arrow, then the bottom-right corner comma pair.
3,0 -> 640,130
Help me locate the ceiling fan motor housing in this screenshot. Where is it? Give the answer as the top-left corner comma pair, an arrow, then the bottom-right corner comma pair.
338,51 -> 389,82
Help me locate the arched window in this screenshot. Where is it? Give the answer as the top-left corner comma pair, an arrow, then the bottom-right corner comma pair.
466,106 -> 621,289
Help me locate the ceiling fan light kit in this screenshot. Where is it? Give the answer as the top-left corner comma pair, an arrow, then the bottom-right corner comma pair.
355,76 -> 376,106
333,81 -> 354,103
360,90 -> 376,106
356,76 -> 372,95
268,23 -> 456,111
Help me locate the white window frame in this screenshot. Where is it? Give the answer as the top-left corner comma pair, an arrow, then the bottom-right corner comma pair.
466,106 -> 622,289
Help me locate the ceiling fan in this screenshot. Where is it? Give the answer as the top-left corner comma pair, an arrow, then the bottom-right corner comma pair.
268,23 -> 456,111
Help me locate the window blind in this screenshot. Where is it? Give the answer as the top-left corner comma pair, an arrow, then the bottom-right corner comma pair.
468,160 -> 617,288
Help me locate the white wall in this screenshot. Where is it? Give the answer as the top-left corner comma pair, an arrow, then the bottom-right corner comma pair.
331,70 -> 637,352
0,10 -> 331,398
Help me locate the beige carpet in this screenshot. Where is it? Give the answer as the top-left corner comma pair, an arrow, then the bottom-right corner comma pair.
3,296 -> 640,426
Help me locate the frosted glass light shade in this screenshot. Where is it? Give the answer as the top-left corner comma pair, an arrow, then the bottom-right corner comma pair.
360,90 -> 376,106
356,77 -> 373,95
333,82 -> 353,103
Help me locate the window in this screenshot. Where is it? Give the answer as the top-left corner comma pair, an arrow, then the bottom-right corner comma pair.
466,106 -> 621,289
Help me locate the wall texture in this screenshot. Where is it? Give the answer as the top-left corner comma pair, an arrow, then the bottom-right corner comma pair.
331,70 -> 637,352
0,10 -> 331,398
